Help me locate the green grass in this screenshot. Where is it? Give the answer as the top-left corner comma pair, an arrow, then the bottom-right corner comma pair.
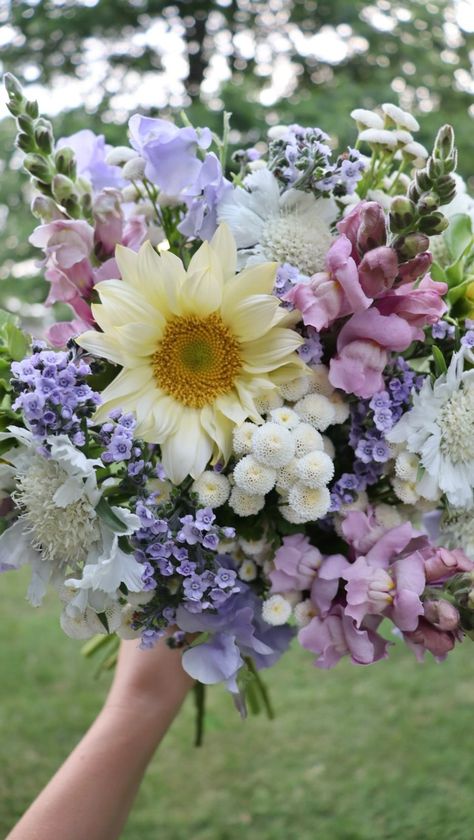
2,570 -> 474,840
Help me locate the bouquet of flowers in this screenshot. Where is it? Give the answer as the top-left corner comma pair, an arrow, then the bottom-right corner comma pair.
2,73 -> 474,733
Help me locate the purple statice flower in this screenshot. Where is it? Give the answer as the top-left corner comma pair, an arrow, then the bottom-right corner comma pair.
183,574 -> 207,602
202,532 -> 219,551
176,558 -> 197,576
214,567 -> 237,589
177,515 -> 202,545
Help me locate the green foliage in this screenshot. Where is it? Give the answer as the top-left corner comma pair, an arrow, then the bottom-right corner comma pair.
0,308 -> 29,430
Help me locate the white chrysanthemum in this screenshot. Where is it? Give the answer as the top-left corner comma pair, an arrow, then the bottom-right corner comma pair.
393,129 -> 414,146
279,502 -> 308,524
322,435 -> 336,459
262,594 -> 292,626
229,486 -> 266,516
275,458 -> 301,492
116,604 -> 142,640
252,422 -> 295,468
291,423 -> 324,457
395,451 -> 419,483
233,422 -> 257,456
373,503 -> 403,530
382,103 -> 420,132
238,559 -> 258,582
351,108 -> 384,130
279,374 -> 313,402
294,598 -> 318,628
308,365 -> 334,397
440,508 -> 474,561
218,168 -> 336,274
233,454 -> 277,495
239,535 -> 271,559
269,406 -> 301,430
387,351 -> 474,507
328,393 -> 350,424
392,477 -> 420,505
253,390 -> 284,414
294,393 -> 336,431
288,483 -> 331,520
358,128 -> 397,148
192,470 -> 230,508
296,450 -> 334,489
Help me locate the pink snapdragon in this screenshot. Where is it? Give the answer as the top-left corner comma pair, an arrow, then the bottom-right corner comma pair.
376,275 -> 447,339
404,617 -> 459,661
298,606 -> 388,669
337,200 -> 387,259
269,534 -> 323,592
328,308 -> 415,398
421,546 -> 474,583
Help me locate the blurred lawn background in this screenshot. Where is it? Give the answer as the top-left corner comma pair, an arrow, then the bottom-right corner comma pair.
1,1 -> 474,837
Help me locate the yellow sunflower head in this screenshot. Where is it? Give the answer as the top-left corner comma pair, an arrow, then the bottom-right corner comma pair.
77,224 -> 306,483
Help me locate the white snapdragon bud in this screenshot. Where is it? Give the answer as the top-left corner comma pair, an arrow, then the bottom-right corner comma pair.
291,423 -> 324,457
382,103 -> 420,132
192,471 -> 230,508
296,450 -> 335,489
252,422 -> 295,468
395,450 -> 419,483
350,108 -> 384,130
269,406 -> 301,430
262,594 -> 292,626
238,559 -> 258,582
309,364 -> 334,397
122,156 -> 146,181
279,374 -> 313,402
358,128 -> 397,148
288,483 -> 331,520
105,146 -> 138,165
254,390 -> 284,414
229,486 -> 266,516
294,393 -> 336,431
233,455 -> 277,496
233,422 -> 257,456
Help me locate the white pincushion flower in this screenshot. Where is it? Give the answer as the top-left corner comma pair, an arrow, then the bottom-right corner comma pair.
233,454 -> 277,495
252,422 -> 295,468
395,451 -> 419,483
233,422 -> 257,456
238,559 -> 258,582
294,598 -> 317,628
387,351 -> 474,507
351,108 -> 384,130
296,450 -> 334,489
262,594 -> 292,626
328,393 -> 350,424
308,365 -> 334,397
382,103 -> 420,132
276,458 -> 301,492
218,168 -> 336,275
229,486 -> 266,516
192,470 -> 230,508
291,423 -> 324,457
269,406 -> 301,430
294,393 -> 336,431
288,483 -> 331,520
358,129 -> 397,148
279,374 -> 314,402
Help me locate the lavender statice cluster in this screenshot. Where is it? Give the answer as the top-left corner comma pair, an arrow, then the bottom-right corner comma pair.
10,342 -> 100,444
330,357 -> 425,511
268,124 -> 366,197
130,497 -> 239,646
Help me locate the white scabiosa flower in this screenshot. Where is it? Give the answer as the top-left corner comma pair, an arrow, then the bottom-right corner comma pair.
351,108 -> 384,130
217,168 -> 336,274
233,422 -> 257,456
229,486 -> 266,516
269,406 -> 301,430
192,470 -> 230,508
294,598 -> 317,628
291,423 -> 324,457
288,483 -> 331,520
387,351 -> 474,507
294,393 -> 336,431
382,103 -> 420,132
296,450 -> 335,489
262,594 -> 292,626
252,422 -> 295,468
233,454 -> 277,495
279,373 -> 314,402
238,558 -> 258,582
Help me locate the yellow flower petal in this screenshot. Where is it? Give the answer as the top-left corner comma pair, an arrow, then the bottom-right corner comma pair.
221,261 -> 277,319
209,223 -> 237,281
182,240 -> 224,316
224,294 -> 284,341
241,328 -> 303,372
76,329 -> 125,366
161,410 -> 213,483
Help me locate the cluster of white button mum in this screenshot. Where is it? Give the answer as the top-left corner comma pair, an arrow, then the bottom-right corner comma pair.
227,366 -> 348,524
350,103 -> 428,166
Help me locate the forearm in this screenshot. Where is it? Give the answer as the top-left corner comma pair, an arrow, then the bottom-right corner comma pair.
7,641 -> 193,840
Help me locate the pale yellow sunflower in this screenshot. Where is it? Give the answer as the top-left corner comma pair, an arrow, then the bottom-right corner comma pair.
77,224 -> 305,483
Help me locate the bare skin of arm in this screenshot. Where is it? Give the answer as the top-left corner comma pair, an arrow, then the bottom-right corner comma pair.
6,637 -> 194,840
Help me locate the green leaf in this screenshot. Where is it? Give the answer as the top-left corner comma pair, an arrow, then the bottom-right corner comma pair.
432,345 -> 448,376
445,213 -> 473,261
407,356 -> 431,373
95,497 -> 130,533
3,322 -> 29,361
430,261 -> 447,283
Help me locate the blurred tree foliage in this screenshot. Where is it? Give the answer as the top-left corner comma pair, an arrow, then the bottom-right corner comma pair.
0,0 -> 473,310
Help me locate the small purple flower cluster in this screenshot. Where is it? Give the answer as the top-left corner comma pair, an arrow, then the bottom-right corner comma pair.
268,125 -> 366,197
432,321 -> 455,340
11,342 -> 100,444
131,498 -> 238,645
97,410 -> 160,489
461,329 -> 474,350
331,357 -> 424,511
298,326 -> 323,366
274,263 -> 308,299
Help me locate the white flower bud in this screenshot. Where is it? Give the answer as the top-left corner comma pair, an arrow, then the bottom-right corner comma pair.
308,364 -> 334,397
254,390 -> 284,414
105,146 -> 137,165
252,422 -> 295,468
279,374 -> 313,402
269,406 -> 301,430
229,486 -> 266,517
294,598 -> 317,628
288,483 -> 331,521
382,103 -> 420,132
192,471 -> 230,508
358,129 -> 397,148
395,451 -> 419,483
122,156 -> 147,181
262,594 -> 292,626
233,454 -> 277,495
291,423 -> 324,457
296,450 -> 335,489
294,393 -> 336,431
238,559 -> 258,582
350,108 -> 384,130
233,422 -> 257,456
